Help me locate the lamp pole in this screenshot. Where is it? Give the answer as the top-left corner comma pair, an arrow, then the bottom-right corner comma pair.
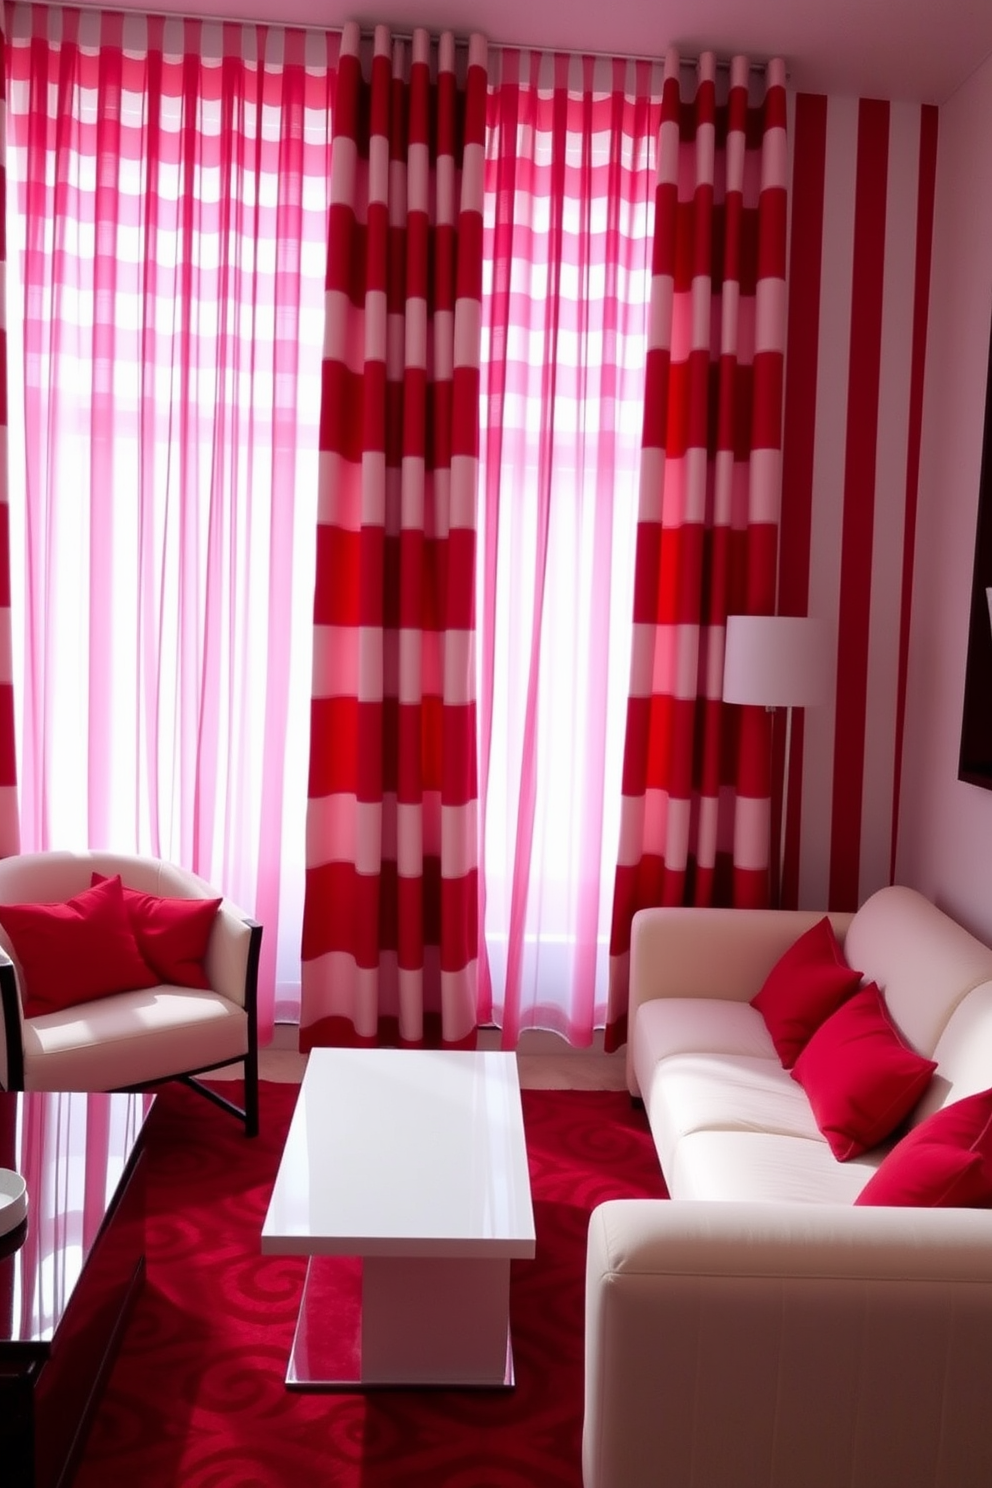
722,615 -> 832,908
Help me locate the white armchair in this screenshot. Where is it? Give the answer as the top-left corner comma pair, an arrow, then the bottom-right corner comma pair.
0,851 -> 261,1136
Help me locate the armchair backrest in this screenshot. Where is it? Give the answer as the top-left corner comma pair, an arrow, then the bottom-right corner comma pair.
0,850 -> 218,906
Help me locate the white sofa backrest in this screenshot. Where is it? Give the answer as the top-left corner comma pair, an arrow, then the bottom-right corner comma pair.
844,885 -> 992,1058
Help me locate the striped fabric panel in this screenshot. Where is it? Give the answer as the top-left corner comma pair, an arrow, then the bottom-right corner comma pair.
0,6 -> 18,856
606,50 -> 788,1047
779,95 -> 938,913
302,22 -> 487,1049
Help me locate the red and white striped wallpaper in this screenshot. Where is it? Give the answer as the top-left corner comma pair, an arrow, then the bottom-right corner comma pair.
779,93 -> 938,913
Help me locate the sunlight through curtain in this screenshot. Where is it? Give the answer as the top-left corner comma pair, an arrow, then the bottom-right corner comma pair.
0,5 -> 20,858
3,4 -> 337,1034
477,48 -> 663,1046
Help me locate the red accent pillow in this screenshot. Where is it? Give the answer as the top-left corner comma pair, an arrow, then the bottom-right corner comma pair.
0,874 -> 159,1018
751,916 -> 863,1068
791,983 -> 937,1160
92,874 -> 221,989
856,1088 -> 992,1207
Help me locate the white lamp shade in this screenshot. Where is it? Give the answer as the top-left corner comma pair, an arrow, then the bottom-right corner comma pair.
723,615 -> 832,709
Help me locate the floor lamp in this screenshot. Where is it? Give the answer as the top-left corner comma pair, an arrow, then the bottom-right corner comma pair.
722,615 -> 832,906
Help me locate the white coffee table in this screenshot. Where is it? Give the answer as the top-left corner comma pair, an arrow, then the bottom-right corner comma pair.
261,1047 -> 536,1389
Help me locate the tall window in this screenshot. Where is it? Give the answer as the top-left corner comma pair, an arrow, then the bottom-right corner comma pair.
4,11 -> 664,1044
3,5 -> 337,1029
477,49 -> 661,1044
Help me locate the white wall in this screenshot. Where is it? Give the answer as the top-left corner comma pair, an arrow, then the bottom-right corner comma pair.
896,50 -> 992,941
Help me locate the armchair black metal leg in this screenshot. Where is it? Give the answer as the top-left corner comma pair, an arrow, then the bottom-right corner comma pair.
241,919 -> 262,1138
243,1047 -> 259,1138
180,1074 -> 253,1131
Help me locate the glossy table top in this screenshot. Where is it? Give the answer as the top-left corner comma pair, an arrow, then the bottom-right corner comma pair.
0,1090 -> 151,1348
262,1049 -> 536,1259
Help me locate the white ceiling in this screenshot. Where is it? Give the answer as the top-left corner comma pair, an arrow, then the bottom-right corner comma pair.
113,0 -> 992,103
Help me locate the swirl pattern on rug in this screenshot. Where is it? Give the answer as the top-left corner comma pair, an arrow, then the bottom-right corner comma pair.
74,1078 -> 667,1487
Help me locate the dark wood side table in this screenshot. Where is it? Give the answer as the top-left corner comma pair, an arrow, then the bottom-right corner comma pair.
0,1090 -> 150,1488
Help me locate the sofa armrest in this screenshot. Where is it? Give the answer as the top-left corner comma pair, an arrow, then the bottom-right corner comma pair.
584,1198 -> 992,1488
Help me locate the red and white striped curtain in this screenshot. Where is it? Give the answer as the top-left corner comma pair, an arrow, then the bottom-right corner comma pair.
606,50 -> 788,1045
301,23 -> 487,1050
0,8 -> 19,857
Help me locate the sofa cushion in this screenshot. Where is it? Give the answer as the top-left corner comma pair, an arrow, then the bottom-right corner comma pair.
644,1052 -> 824,1177
750,915 -> 863,1068
92,873 -> 221,989
0,875 -> 159,1018
21,985 -> 249,1089
669,1129 -> 880,1204
855,1088 -> 992,1207
792,983 -> 937,1160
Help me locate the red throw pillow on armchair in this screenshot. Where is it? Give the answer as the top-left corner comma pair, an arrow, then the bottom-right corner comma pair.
92,874 -> 222,989
0,874 -> 159,1018
791,983 -> 937,1161
856,1087 -> 992,1207
751,915 -> 863,1068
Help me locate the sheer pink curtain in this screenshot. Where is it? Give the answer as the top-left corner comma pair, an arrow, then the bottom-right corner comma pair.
4,5 -> 337,1033
301,23 -> 487,1049
0,6 -> 19,858
0,1094 -> 14,1334
477,48 -> 663,1047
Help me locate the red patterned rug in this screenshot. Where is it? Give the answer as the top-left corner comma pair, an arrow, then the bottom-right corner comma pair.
75,1079 -> 666,1487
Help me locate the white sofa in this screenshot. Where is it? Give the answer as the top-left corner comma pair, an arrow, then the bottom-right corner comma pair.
584,885 -> 992,1488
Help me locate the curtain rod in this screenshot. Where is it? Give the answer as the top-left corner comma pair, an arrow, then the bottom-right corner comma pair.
351,28 -> 775,72
76,4 -> 780,74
